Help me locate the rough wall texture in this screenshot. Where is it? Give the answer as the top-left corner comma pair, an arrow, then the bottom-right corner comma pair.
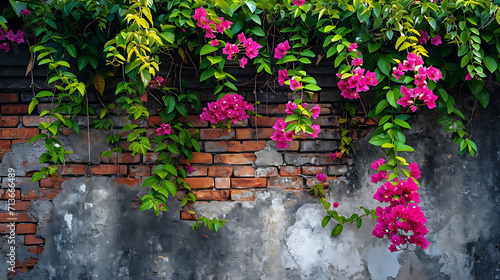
0,47 -> 499,279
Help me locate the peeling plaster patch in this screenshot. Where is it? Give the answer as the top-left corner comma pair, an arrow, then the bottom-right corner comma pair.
364,243 -> 400,279
79,184 -> 86,192
64,213 -> 73,231
84,203 -> 93,209
193,201 -> 237,218
285,204 -> 364,278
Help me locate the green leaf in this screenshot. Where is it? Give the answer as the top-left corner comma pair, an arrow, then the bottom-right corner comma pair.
200,44 -> 219,55
251,26 -> 265,37
394,119 -> 411,129
31,171 -> 44,182
164,164 -> 178,176
191,138 -> 201,152
322,216 -> 331,228
331,223 -> 343,236
483,56 -> 497,73
244,1 -> 256,12
304,84 -> 321,91
394,145 -> 415,152
143,175 -> 160,188
167,143 -> 180,154
375,99 -> 389,115
377,58 -> 391,76
200,68 -> 216,82
161,180 -> 177,197
164,95 -> 176,114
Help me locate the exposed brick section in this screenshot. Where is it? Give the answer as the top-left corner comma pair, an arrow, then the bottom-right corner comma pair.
0,128 -> 39,139
22,116 -> 57,127
128,165 -> 150,177
231,178 -> 266,188
250,116 -> 282,127
91,165 -> 127,175
0,116 -> 20,127
0,93 -> 18,103
267,177 -> 303,189
235,128 -> 274,139
301,166 -> 327,175
24,235 -> 45,245
21,258 -> 38,268
233,166 -> 255,177
0,140 -> 11,151
180,152 -> 212,164
231,190 -> 256,201
215,178 -> 230,189
184,177 -> 214,189
180,211 -> 196,220
193,190 -> 230,201
275,141 -> 300,151
40,177 -> 72,188
214,153 -> 256,165
179,115 -> 208,127
208,166 -> 233,177
0,213 -> 36,223
1,189 -> 20,200
204,141 -> 228,152
114,178 -> 141,187
199,128 -> 235,140
280,166 -> 301,176
103,153 -> 141,164
13,201 -> 33,211
187,165 -> 208,177
1,104 -> 29,115
16,224 -> 37,234
255,167 -> 279,177
57,165 -> 88,175
227,141 -> 267,152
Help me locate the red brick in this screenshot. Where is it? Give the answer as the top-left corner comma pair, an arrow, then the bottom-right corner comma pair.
227,141 -> 267,152
250,116 -> 281,127
1,104 -> 29,115
102,153 -> 140,164
180,211 -> 196,220
12,201 -> 33,211
114,178 -> 141,187
0,140 -> 11,150
208,166 -> 233,177
267,177 -> 303,189
193,190 -> 230,201
214,153 -> 256,165
16,224 -> 37,234
21,190 -> 38,200
0,128 -> 39,138
353,116 -> 378,126
1,189 -> 20,200
235,128 -> 274,139
57,165 -> 88,175
24,235 -> 45,245
143,152 -> 158,163
11,139 -> 30,144
179,115 -> 208,127
275,141 -> 300,151
41,188 -> 61,199
0,223 -> 13,234
215,177 -> 230,189
304,176 -> 336,188
199,128 -> 235,140
231,178 -> 266,188
40,177 -> 71,188
0,116 -> 19,127
255,167 -> 279,177
28,246 -> 39,254
22,116 -> 57,127
233,166 -> 255,177
148,116 -> 162,126
184,177 -> 214,189
91,165 -> 127,175
186,165 -> 208,177
180,152 -> 213,164
38,246 -> 44,254
128,165 -> 150,177
301,166 -> 326,175
204,141 -> 228,152
0,93 -> 18,103
280,166 -> 301,176
231,190 -> 256,201
21,257 -> 38,268
0,213 -> 36,223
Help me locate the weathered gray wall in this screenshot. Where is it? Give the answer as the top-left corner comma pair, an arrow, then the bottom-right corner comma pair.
1,106 -> 500,280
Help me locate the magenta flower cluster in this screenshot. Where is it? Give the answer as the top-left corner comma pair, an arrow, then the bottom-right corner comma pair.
0,29 -> 24,53
193,7 -> 232,39
199,94 -> 255,125
418,30 -> 442,46
337,55 -> 378,99
271,101 -> 321,149
392,53 -> 442,112
222,32 -> 262,68
157,123 -> 172,135
371,159 -> 429,251
274,40 -> 303,91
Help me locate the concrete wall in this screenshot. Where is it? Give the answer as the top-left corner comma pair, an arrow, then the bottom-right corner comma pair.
0,105 -> 499,279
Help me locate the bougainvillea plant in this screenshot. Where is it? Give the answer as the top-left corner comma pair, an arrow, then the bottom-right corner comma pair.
3,0 -> 499,250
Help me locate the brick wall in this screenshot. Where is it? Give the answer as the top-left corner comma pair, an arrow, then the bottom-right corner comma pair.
0,87 -> 374,275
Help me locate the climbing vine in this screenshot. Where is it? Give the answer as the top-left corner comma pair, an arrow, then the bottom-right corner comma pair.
2,0 -> 500,250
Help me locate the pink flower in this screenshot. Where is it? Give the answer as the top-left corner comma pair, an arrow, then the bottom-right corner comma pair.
6,29 -> 24,44
316,173 -> 327,183
274,40 -> 290,59
348,42 -> 358,52
351,58 -> 363,66
333,202 -> 339,208
157,123 -> 172,135
418,30 -> 429,44
371,158 -> 385,170
285,101 -> 297,114
215,18 -> 232,33
465,73 -> 472,81
426,66 -> 442,82
222,43 -> 239,60
409,162 -> 421,179
244,40 -> 262,59
149,76 -> 165,88
293,0 -> 305,6
309,125 -> 321,138
20,9 -> 30,16
186,165 -> 194,174
0,43 -> 10,53
239,57 -> 248,68
278,69 -> 289,86
211,39 -> 219,46
200,94 -> 255,125
193,7 -> 207,21
309,104 -> 320,119
430,35 -> 442,46
159,203 -> 163,209
289,77 -> 301,91
238,32 -> 246,44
